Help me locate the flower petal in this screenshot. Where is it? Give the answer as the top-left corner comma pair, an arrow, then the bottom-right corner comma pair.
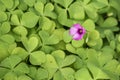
82,27 -> 86,34
69,27 -> 78,36
73,24 -> 82,29
73,33 -> 83,40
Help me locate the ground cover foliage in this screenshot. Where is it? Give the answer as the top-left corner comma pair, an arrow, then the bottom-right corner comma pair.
0,0 -> 120,80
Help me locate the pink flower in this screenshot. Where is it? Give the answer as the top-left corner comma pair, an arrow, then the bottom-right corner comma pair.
69,24 -> 86,40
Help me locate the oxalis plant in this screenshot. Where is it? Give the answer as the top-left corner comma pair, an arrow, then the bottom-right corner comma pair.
0,0 -> 120,80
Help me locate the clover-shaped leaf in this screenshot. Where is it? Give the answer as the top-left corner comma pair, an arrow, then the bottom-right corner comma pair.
75,68 -> 93,80
42,54 -> 58,79
0,67 -> 9,78
18,75 -> 32,80
85,4 -> 98,21
30,51 -> 46,65
36,68 -> 48,80
61,55 -> 76,68
72,39 -> 84,48
102,17 -> 118,27
0,55 -> 22,69
39,31 -> 60,45
0,1 -> 6,11
22,36 -> 38,52
87,63 -> 110,79
82,19 -> 95,31
1,0 -> 14,9
23,0 -> 35,7
11,14 -> 20,25
54,0 -> 73,8
3,72 -> 17,80
53,67 -> 75,80
0,34 -> 15,44
0,11 -> 7,22
13,26 -> 28,36
52,50 -> 65,66
0,22 -> 11,34
21,12 -> 39,28
69,2 -> 85,20
39,17 -> 55,33
34,2 -> 57,19
41,45 -> 55,54
12,47 -> 28,60
14,62 -> 29,75
63,30 -> 72,43
66,44 -> 76,53
60,67 -> 75,80
34,1 -> 44,15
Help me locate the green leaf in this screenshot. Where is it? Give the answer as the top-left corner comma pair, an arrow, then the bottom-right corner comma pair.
66,44 -> 76,53
0,22 -> 11,34
0,67 -> 9,78
18,75 -> 32,80
91,0 -> 108,9
53,28 -> 65,40
36,68 -> 48,80
57,10 -> 74,27
0,34 -> 15,44
1,0 -> 14,9
54,0 -> 73,8
104,30 -> 114,42
0,1 -> 6,11
44,3 -> 57,19
40,17 -> 55,33
75,68 -> 93,80
18,0 -> 28,11
86,49 -> 99,66
76,48 -> 87,60
0,11 -> 7,22
3,72 -> 17,80
104,60 -> 119,72
83,0 -> 91,4
82,19 -> 95,31
27,37 -> 38,52
0,55 -> 22,69
60,67 -> 75,80
72,39 -> 84,48
98,51 -> 113,67
53,71 -> 64,80
52,50 -> 65,66
88,30 -> 100,40
30,51 -> 46,65
0,44 -> 9,62
23,0 -> 35,7
11,14 -> 20,25
69,2 -> 85,20
63,30 -> 72,43
87,63 -> 110,79
61,55 -> 76,67
41,46 -> 55,54
13,26 -> 28,36
43,54 -> 58,79
39,30 -> 49,44
46,34 -> 60,45
102,17 -> 118,27
21,12 -> 39,28
11,47 -> 28,60
14,62 -> 29,75
34,1 -> 44,15
85,4 -> 98,21
27,67 -> 37,79
73,56 -> 84,69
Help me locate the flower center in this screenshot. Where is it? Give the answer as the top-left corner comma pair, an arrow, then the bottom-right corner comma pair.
78,29 -> 83,34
